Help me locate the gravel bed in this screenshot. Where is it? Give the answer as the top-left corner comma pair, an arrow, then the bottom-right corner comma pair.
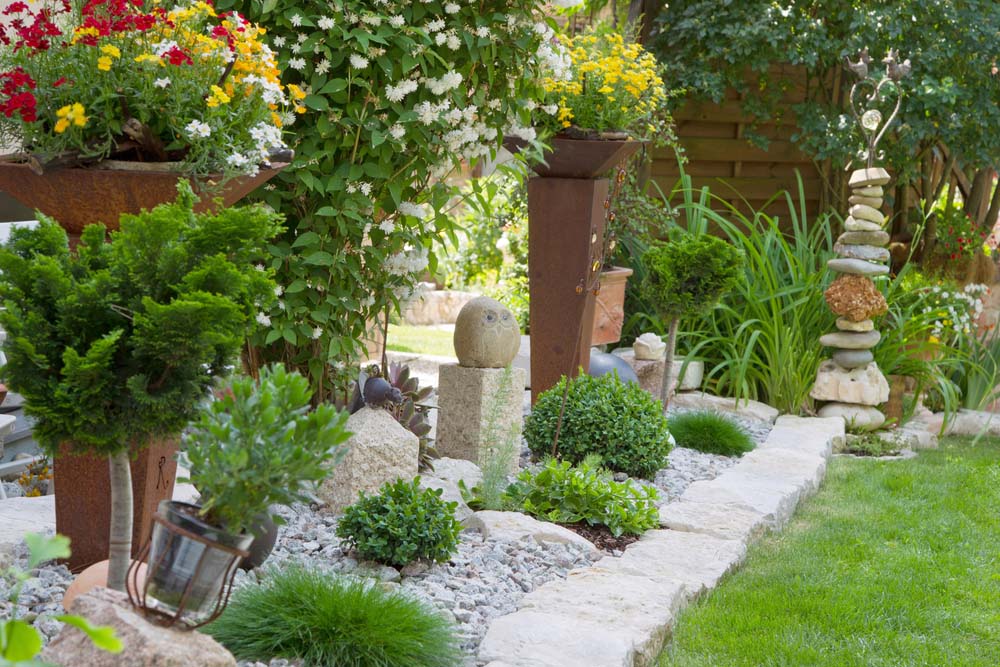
0,539 -> 73,643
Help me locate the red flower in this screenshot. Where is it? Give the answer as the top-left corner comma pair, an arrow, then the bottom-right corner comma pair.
163,45 -> 193,66
2,2 -> 29,15
52,76 -> 68,87
0,91 -> 37,122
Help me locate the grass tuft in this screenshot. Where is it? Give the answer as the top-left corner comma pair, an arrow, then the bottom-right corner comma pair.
205,564 -> 462,667
668,410 -> 754,456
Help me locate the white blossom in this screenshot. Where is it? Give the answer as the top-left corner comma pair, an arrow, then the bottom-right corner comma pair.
289,57 -> 306,70
154,77 -> 171,88
388,14 -> 405,27
315,58 -> 331,75
185,120 -> 212,139
350,54 -> 369,69
378,219 -> 396,234
389,123 -> 406,139
444,2 -> 460,13
312,326 -> 323,339
397,201 -> 426,219
272,35 -> 286,47
317,16 -> 335,30
290,13 -> 302,26
255,312 -> 272,326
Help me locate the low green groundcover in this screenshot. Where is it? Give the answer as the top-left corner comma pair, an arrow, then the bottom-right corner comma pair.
660,437 -> 1000,666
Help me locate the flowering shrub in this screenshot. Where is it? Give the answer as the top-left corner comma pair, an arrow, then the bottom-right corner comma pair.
217,0 -> 562,400
935,201 -> 991,261
540,31 -> 668,140
0,0 -> 290,177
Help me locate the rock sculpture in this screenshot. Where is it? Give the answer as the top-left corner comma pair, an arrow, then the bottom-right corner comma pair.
453,296 -> 521,368
633,332 -> 666,360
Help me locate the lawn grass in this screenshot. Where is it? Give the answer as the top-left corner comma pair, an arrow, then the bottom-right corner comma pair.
385,324 -> 456,358
659,436 -> 1000,667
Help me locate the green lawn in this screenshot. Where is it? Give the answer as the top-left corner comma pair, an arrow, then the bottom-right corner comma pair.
659,437 -> 1000,667
385,324 -> 456,358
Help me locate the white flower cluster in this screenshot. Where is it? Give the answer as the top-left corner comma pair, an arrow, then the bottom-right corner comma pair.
384,246 -> 430,277
425,70 -> 463,95
925,283 -> 989,338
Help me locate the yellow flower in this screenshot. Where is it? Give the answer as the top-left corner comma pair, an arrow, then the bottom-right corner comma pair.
295,104 -> 306,114
287,83 -> 307,101
97,56 -> 113,71
100,44 -> 121,58
71,26 -> 100,44
984,243 -> 993,258
206,84 -> 231,107
134,53 -> 162,65
54,103 -> 88,133
271,112 -> 283,127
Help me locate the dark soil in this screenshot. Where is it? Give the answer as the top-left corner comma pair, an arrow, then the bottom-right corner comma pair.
559,522 -> 640,552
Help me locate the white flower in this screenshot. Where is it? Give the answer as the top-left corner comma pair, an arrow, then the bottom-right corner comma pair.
426,18 -> 445,32
317,16 -> 335,30
297,32 -> 308,42
397,202 -> 426,219
154,77 -> 171,88
550,0 -> 584,7
361,14 -> 382,26
496,235 -> 510,251
274,285 -> 284,297
385,79 -> 419,103
378,220 -> 396,234
389,14 -> 405,27
359,181 -> 373,196
290,43 -> 302,54
426,70 -> 463,95
446,32 -> 460,50
184,120 -> 212,139
475,26 -> 490,38
350,54 -> 369,69
389,123 -> 406,139
272,35 -> 286,48
256,312 -> 272,326
542,103 -> 558,115
290,13 -> 302,26
254,263 -> 266,272
226,153 -> 250,168
315,58 -> 331,75
289,57 -> 306,70
312,326 -> 323,339
444,2 -> 460,13
361,294 -> 376,308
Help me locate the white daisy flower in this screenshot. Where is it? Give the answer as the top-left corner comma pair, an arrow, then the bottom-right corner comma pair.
290,13 -> 302,26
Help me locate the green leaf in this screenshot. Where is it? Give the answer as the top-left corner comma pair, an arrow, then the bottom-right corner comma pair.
303,95 -> 328,111
25,533 -> 70,569
53,616 -> 123,653
2,620 -> 43,661
318,79 -> 348,94
304,251 -> 335,266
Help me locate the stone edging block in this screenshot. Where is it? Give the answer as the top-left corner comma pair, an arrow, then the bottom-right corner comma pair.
478,414 -> 844,667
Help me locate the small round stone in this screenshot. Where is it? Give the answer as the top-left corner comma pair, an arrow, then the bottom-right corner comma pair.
453,296 -> 521,368
819,330 -> 881,350
817,403 -> 886,431
848,167 -> 891,188
836,318 -> 874,332
849,204 -> 885,225
848,195 -> 882,208
852,186 -> 884,197
844,217 -> 884,233
833,243 -> 890,262
832,348 -> 875,369
837,230 -> 890,247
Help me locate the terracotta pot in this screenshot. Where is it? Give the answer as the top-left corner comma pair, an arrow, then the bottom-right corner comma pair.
591,266 -> 633,346
0,158 -> 288,235
54,438 -> 179,572
883,374 -> 909,424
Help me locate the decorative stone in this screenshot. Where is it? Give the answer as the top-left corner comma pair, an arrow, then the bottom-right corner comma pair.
465,511 -> 599,555
41,588 -> 236,667
849,204 -> 885,225
659,501 -> 767,542
844,216 -> 884,232
824,274 -> 888,322
848,167 -> 891,188
436,364 -> 526,472
759,414 -> 845,458
827,258 -> 890,276
810,360 -> 890,405
848,195 -> 882,208
852,186 -> 884,197
837,230 -> 890,247
817,403 -> 886,431
418,476 -> 474,523
836,318 -> 874,332
612,349 -> 703,396
670,391 -> 780,424
819,330 -> 881,349
633,332 -> 666,360
833,243 -> 890,262
317,407 -> 419,513
425,457 -> 483,489
832,348 -> 875,369
453,296 -> 521,368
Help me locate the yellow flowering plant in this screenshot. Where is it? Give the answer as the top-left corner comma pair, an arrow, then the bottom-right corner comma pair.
0,0 -> 293,178
541,31 -> 669,141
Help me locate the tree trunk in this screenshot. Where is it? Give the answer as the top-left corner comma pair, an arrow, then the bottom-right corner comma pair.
659,318 -> 680,415
107,450 -> 134,592
984,173 -> 1000,234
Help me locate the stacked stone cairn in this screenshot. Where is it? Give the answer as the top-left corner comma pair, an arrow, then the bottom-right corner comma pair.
811,167 -> 892,431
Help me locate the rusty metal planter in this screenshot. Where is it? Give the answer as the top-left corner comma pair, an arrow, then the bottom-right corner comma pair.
0,159 -> 287,235
523,137 -> 642,402
54,439 -> 178,572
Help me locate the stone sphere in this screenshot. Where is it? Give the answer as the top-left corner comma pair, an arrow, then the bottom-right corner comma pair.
588,350 -> 640,385
453,296 -> 520,368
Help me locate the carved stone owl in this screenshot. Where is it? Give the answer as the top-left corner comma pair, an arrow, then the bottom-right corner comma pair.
453,296 -> 520,368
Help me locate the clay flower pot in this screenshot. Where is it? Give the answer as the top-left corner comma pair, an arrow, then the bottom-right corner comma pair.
591,266 -> 634,346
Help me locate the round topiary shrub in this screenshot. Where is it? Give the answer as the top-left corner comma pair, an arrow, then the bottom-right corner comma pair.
525,373 -> 673,479
668,410 -> 755,456
336,478 -> 462,567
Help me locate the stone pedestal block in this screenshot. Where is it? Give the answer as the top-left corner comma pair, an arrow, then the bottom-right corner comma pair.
318,407 -> 418,513
436,364 -> 526,472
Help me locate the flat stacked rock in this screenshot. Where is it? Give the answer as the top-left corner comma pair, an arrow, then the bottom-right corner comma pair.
812,167 -> 892,431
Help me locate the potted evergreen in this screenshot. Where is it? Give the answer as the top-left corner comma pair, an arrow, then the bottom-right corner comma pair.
135,364 -> 350,624
641,235 -> 743,412
0,181 -> 281,588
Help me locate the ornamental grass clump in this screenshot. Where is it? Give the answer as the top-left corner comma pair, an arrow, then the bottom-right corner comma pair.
667,411 -> 755,457
0,0 -> 293,177
540,30 -> 669,140
336,478 -> 462,567
525,373 -> 672,479
206,564 -> 462,667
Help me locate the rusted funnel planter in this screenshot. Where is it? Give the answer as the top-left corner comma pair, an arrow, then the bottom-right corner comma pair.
591,266 -> 633,346
55,439 -> 179,572
0,159 -> 286,236
0,157 -> 287,571
523,137 -> 642,402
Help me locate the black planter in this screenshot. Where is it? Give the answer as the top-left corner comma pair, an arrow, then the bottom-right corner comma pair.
240,510 -> 279,571
134,500 -> 252,627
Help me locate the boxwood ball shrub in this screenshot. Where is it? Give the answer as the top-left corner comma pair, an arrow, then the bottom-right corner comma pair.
206,565 -> 461,667
336,478 -> 462,567
525,373 -> 673,479
668,411 -> 755,457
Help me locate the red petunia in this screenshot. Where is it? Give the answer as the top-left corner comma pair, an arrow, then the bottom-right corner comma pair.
2,2 -> 29,15
52,76 -> 68,87
163,45 -> 193,66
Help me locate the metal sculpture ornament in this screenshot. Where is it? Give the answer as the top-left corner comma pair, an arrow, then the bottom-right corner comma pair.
845,48 -> 911,169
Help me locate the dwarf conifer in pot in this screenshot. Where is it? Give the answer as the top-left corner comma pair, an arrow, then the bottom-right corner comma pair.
140,364 -> 350,622
0,182 -> 281,591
